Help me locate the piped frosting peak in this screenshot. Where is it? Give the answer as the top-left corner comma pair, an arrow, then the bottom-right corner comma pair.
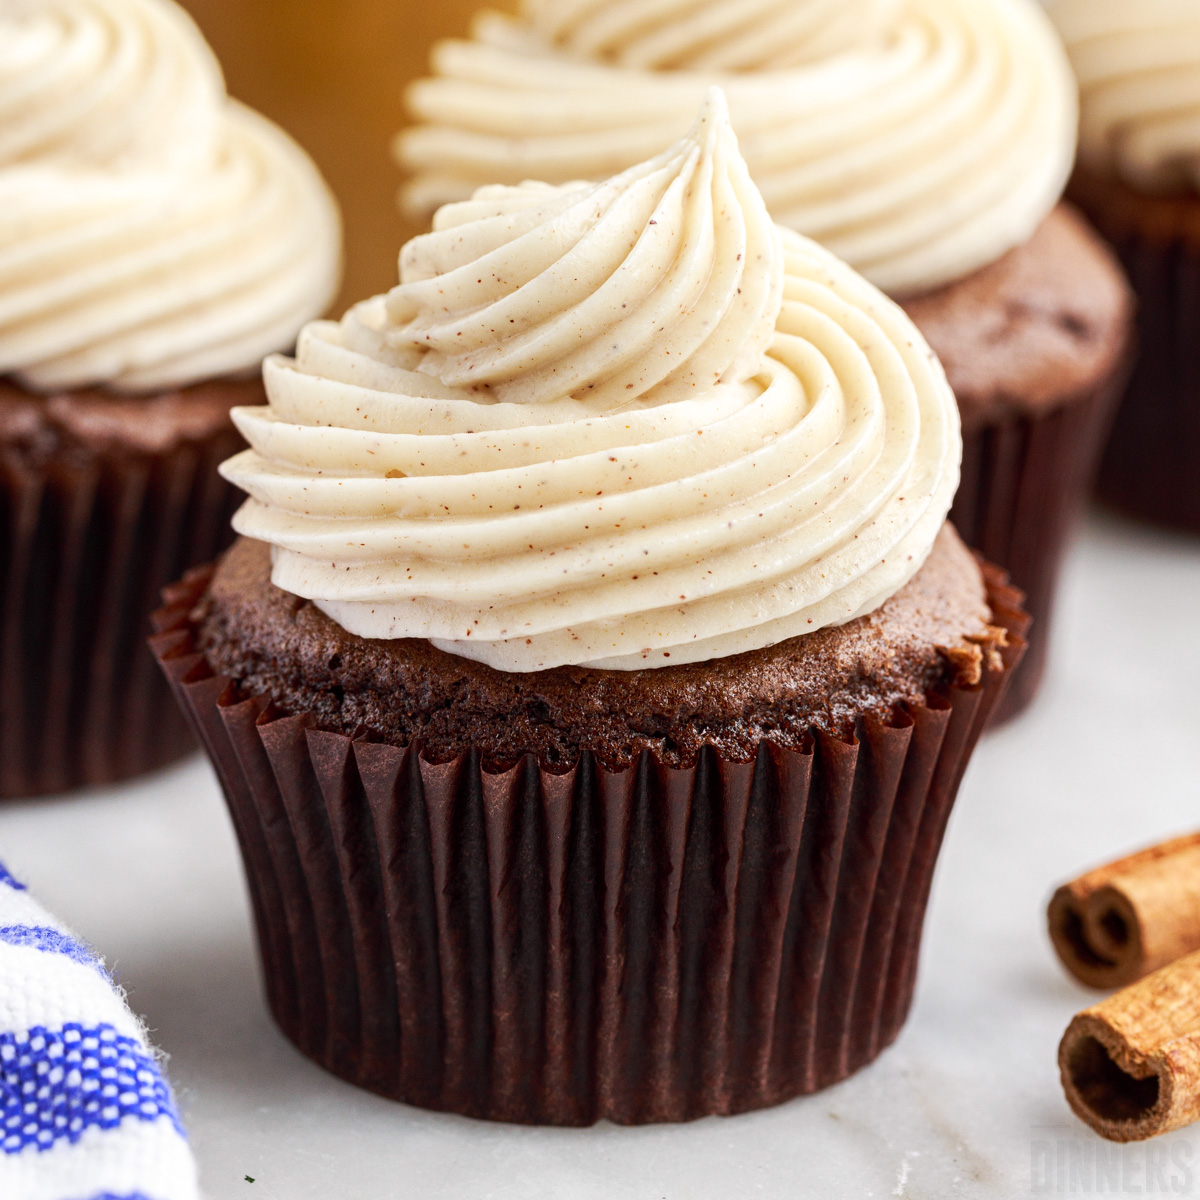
224,91 -> 962,672
389,89 -> 782,407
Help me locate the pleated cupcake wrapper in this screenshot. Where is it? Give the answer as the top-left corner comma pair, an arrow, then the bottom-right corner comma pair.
151,565 -> 1026,1126
1091,228 -> 1200,533
0,426 -> 243,798
950,364 -> 1127,725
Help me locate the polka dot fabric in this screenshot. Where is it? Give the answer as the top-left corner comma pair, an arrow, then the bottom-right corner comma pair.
0,1024 -> 181,1154
0,862 -> 197,1200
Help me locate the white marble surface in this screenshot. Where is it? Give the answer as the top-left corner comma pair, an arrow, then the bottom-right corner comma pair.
1,511 -> 1198,1199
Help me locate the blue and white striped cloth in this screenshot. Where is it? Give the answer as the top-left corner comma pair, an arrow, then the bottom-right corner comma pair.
0,862 -> 198,1200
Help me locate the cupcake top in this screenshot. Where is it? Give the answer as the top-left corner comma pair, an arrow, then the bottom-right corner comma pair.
0,0 -> 341,394
1047,2 -> 1200,195
398,0 -> 1077,297
223,91 -> 960,673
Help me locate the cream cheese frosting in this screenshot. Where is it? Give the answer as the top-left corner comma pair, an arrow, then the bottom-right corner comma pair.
0,0 -> 342,393
397,0 -> 1077,298
1047,1 -> 1200,195
223,92 -> 961,672
525,0 -> 904,70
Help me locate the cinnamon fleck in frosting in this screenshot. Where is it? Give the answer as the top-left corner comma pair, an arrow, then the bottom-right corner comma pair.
223,91 -> 961,672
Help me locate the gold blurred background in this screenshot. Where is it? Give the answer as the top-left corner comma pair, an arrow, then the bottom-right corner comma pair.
179,0 -> 514,314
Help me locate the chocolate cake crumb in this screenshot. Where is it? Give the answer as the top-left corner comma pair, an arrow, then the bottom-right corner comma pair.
0,378 -> 250,463
903,204 -> 1133,430
197,524 -> 994,771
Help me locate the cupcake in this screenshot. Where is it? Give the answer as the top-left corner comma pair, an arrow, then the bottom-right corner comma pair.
154,92 -> 1026,1124
396,0 -> 1134,722
1047,2 -> 1200,533
0,0 -> 341,796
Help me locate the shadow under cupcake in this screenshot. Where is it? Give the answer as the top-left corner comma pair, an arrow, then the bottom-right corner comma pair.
155,91 -> 1027,1124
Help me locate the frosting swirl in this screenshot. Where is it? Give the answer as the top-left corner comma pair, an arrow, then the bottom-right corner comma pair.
398,0 -> 1077,298
0,0 -> 341,393
1047,1 -> 1200,194
225,91 -> 960,671
526,0 -> 903,70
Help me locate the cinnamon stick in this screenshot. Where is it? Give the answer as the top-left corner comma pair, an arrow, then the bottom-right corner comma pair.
1048,832 -> 1200,989
1060,949 -> 1200,1142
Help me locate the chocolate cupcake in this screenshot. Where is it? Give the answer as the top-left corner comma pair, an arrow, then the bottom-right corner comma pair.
396,0 -> 1134,721
1048,2 -> 1200,534
155,93 -> 1026,1123
0,0 -> 341,796
902,206 -> 1131,719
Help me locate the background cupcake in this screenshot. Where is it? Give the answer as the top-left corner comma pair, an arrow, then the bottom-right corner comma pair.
396,0 -> 1133,722
0,0 -> 341,797
155,92 -> 1025,1124
1048,2 -> 1200,534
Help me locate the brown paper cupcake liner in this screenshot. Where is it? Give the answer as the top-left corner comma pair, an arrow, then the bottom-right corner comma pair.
150,565 -> 1026,1126
950,366 -> 1127,725
1092,232 -> 1200,533
0,422 -> 243,798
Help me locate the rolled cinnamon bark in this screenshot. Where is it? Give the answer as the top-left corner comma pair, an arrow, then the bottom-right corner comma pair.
1048,833 -> 1200,990
1060,950 -> 1200,1142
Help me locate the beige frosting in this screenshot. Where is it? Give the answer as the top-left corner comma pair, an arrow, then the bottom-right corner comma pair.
223,92 -> 960,672
1047,1 -> 1200,194
398,0 -> 1077,298
0,0 -> 342,393
525,0 -> 904,70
